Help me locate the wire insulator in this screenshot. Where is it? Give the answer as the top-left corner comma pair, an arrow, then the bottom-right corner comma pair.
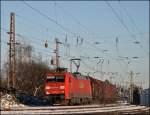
45,40 -> 48,48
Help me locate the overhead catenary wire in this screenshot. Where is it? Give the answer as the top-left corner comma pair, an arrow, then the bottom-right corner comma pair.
54,2 -> 149,41
1,27 -> 54,49
13,2 -> 149,60
23,1 -> 78,37
81,60 -> 106,80
118,1 -> 144,36
81,60 -> 97,72
16,14 -> 66,37
0,20 -> 141,74
1,28 -> 54,57
106,1 -> 148,75
53,2 -> 143,74
2,29 -> 81,68
1,27 -> 102,63
2,27 -> 97,67
1,3 -> 146,82
1,40 -> 52,59
63,51 -> 113,79
56,3 -> 116,53
17,9 -> 147,43
118,1 -> 148,53
15,9 -> 149,44
2,23 -> 145,60
22,1 -> 117,59
56,2 -> 148,48
17,5 -> 147,51
105,1 -> 148,55
56,3 -> 98,38
0,29 -> 141,82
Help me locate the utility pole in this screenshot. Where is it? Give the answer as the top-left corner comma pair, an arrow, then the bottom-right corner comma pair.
100,59 -> 104,80
45,38 -> 62,69
94,57 -> 104,80
54,38 -> 62,69
129,71 -> 134,104
7,12 -> 19,89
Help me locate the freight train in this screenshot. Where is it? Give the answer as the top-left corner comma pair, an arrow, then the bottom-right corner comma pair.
45,69 -> 118,105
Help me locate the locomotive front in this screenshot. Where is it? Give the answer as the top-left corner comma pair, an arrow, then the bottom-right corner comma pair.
45,73 -> 66,104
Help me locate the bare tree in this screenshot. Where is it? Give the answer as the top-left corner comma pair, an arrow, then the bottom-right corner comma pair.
2,43 -> 49,96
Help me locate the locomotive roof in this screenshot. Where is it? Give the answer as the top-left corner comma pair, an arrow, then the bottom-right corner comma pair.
72,72 -> 89,80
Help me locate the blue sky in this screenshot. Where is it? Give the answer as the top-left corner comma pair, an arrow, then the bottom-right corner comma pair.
1,1 -> 149,88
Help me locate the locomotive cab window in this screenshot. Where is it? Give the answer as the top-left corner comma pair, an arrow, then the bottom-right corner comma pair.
46,76 -> 65,82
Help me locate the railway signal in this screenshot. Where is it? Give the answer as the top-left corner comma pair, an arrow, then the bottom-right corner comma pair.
44,38 -> 62,69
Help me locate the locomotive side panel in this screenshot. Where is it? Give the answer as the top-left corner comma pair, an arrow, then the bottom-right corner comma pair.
64,72 -> 70,100
69,74 -> 92,99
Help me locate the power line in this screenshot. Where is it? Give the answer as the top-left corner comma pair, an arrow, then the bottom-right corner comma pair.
118,1 -> 148,54
1,2 -> 146,77
1,27 -> 92,62
105,2 -> 149,74
1,40 -> 53,63
106,1 -> 137,41
1,26 -> 140,76
22,1 -> 114,59
118,2 -> 144,36
2,28 -> 53,56
2,27 -> 87,65
1,24 -> 115,73
22,1 -> 96,59
54,2 -> 145,69
56,3 -> 97,38
1,27 -> 54,49
23,1 -> 78,37
16,14 -> 66,37
105,1 -> 148,55
1,40 -> 52,57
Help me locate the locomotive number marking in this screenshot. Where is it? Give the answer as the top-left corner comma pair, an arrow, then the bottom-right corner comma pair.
79,82 -> 84,88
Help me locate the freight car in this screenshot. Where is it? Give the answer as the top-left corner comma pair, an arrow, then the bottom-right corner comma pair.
103,80 -> 118,103
89,77 -> 118,104
88,77 -> 104,103
45,70 -> 118,105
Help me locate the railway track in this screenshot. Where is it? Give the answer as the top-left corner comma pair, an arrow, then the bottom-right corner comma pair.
1,104 -> 149,115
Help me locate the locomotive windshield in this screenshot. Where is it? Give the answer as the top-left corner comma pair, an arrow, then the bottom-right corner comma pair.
46,76 -> 65,82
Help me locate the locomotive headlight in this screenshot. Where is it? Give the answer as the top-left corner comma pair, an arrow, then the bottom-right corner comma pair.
46,92 -> 50,94
60,86 -> 65,89
45,86 -> 51,89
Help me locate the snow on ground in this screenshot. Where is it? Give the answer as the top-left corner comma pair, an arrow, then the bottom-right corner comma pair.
1,105 -> 149,114
1,93 -> 25,108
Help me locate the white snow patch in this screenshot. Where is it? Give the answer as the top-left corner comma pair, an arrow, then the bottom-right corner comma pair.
1,94 -> 25,109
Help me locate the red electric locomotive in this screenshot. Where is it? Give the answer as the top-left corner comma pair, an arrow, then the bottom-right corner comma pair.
45,70 -> 118,105
45,70 -> 92,105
